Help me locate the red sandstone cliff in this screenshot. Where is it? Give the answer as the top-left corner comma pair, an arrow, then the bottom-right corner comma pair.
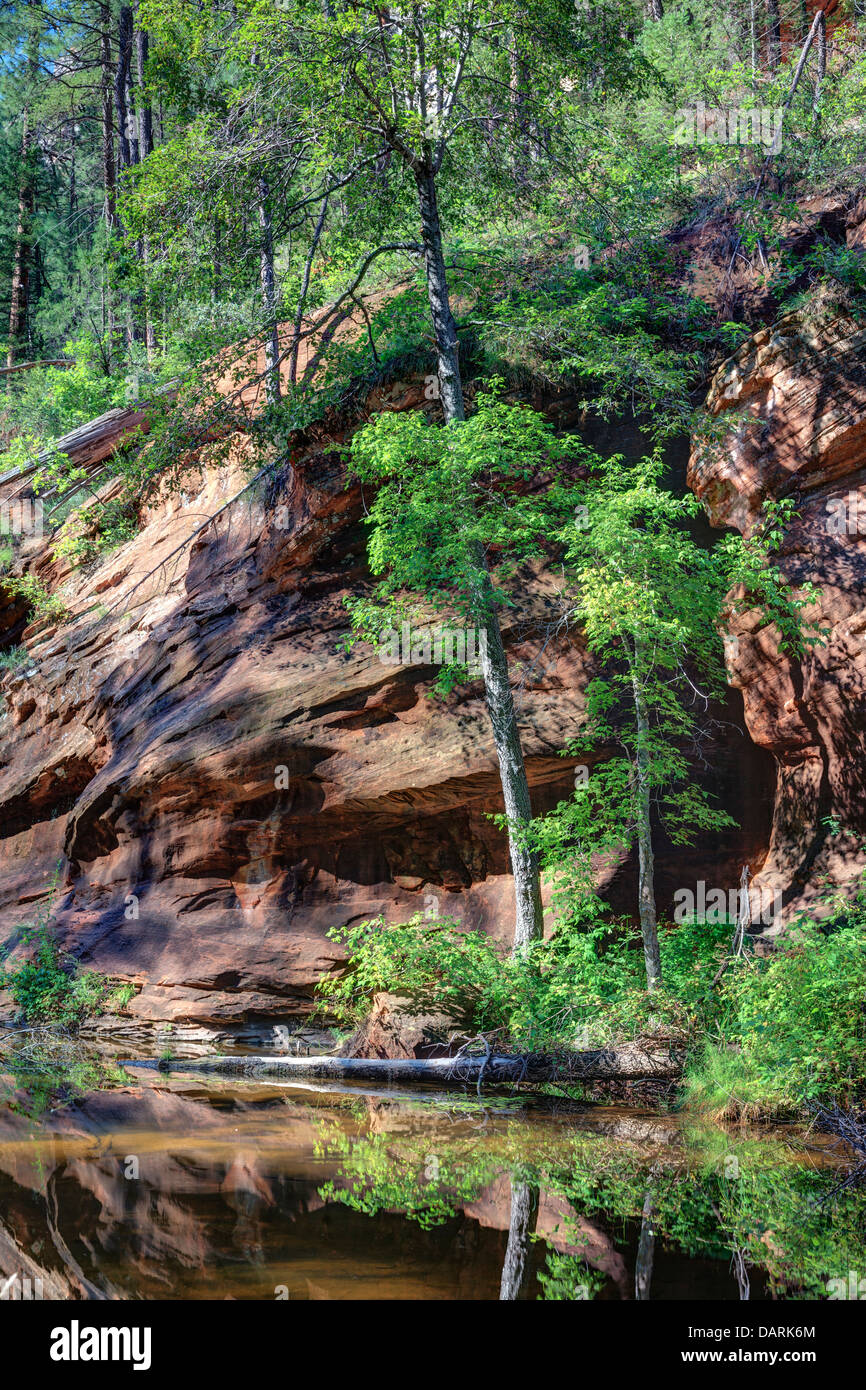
1,259 -> 864,1035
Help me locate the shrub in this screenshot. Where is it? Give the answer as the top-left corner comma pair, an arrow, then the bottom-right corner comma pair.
686,916 -> 866,1118
318,913 -> 513,1035
317,911 -> 732,1051
0,898 -> 133,1028
0,645 -> 28,672
1,572 -> 68,624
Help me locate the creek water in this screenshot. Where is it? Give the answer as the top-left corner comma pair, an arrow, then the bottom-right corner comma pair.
0,1059 -> 862,1301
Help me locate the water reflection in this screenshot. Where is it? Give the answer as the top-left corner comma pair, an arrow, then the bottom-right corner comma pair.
0,1066 -> 862,1301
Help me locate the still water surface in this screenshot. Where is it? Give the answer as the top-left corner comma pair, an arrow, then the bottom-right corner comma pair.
0,1063 -> 861,1300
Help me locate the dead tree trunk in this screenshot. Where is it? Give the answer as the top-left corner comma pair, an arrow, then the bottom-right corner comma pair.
129,1042 -> 688,1085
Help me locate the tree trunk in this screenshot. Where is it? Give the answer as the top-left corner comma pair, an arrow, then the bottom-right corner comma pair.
473,549 -> 545,953
500,1181 -> 540,1300
134,31 -> 156,363
100,5 -> 117,231
414,161 -> 544,954
629,644 -> 662,989
135,30 -> 154,158
7,9 -> 38,372
7,107 -> 33,370
649,0 -> 664,19
129,1042 -> 688,1084
509,33 -> 531,184
290,196 -> 328,384
766,0 -> 782,72
414,167 -> 464,423
257,176 -> 281,405
213,216 -> 222,316
115,7 -> 133,170
813,12 -> 827,115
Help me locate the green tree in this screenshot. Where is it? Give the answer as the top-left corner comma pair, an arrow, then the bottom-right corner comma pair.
346,390 -> 586,953
534,459 -> 821,990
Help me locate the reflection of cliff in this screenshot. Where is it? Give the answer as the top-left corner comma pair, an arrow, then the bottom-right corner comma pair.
0,1081 -> 519,1300
0,1078 -> 742,1301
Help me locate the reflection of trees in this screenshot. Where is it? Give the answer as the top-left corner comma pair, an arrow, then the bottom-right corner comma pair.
314,1107 -> 866,1299
634,1185 -> 656,1300
499,1181 -> 539,1300
1,1084 -> 863,1301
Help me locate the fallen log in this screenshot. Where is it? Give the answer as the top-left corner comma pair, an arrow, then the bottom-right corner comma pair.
0,383 -> 178,497
126,1041 -> 686,1086
0,359 -> 74,377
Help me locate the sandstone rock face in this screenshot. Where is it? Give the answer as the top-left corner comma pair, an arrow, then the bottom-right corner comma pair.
0,381 -> 768,1032
338,992 -> 463,1060
0,404 -> 588,1032
689,308 -> 866,924
0,353 -> 778,1034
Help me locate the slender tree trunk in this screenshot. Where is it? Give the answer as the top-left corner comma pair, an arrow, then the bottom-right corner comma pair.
414,167 -> 464,423
629,643 -> 661,989
68,115 -> 77,274
500,1181 -> 540,1300
290,196 -> 328,384
509,32 -> 530,184
7,107 -> 33,370
474,557 -> 545,953
414,161 -> 544,955
213,216 -> 222,317
7,9 -> 38,372
813,12 -> 827,115
766,0 -> 782,72
649,0 -> 664,19
135,30 -> 156,360
100,6 -> 117,231
115,7 -> 133,170
99,4 -> 117,367
258,175 -> 281,405
126,54 -> 139,166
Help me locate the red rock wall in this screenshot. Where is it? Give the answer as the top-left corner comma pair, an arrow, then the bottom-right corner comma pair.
689,308 -> 866,925
0,388 -> 771,1031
